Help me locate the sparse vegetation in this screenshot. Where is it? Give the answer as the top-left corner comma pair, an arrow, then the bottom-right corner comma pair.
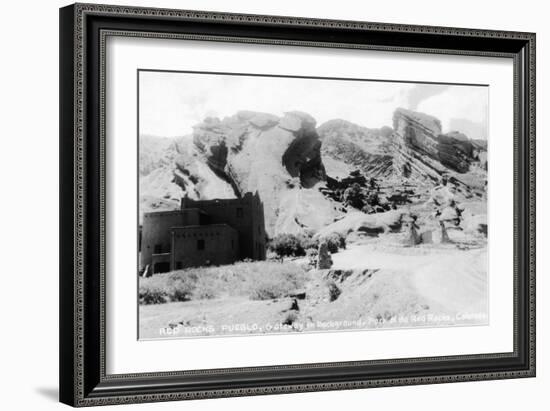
267,231 -> 346,261
248,263 -> 307,300
139,271 -> 197,304
139,284 -> 168,305
139,261 -> 307,304
268,233 -> 307,257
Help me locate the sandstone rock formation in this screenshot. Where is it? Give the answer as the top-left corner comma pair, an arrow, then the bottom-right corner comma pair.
139,135 -> 194,220
318,119 -> 395,179
189,111 -> 341,235
316,210 -> 405,240
392,108 -> 487,176
140,107 -> 487,237
139,134 -> 237,222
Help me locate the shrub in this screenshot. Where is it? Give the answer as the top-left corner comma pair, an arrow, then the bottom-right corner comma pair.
269,233 -> 305,257
321,232 -> 347,254
268,232 -> 320,258
168,274 -> 196,302
299,234 -> 319,251
139,271 -> 197,304
139,284 -> 168,305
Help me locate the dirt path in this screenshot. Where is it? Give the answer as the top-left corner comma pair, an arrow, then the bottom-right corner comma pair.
140,241 -> 488,339
331,242 -> 488,318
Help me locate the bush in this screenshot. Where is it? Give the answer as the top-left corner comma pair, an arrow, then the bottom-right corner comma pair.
268,233 -> 319,258
139,271 -> 197,304
299,234 -> 319,251
139,284 -> 168,305
168,274 -> 196,302
321,232 -> 347,253
269,233 -> 305,257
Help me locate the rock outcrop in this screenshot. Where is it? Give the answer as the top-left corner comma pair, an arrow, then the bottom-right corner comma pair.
189,111 -> 341,235
317,242 -> 333,270
318,119 -> 395,179
392,108 -> 486,175
139,134 -> 237,222
140,108 -> 487,235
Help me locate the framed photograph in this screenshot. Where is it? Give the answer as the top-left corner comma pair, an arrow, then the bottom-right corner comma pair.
59,3 -> 535,407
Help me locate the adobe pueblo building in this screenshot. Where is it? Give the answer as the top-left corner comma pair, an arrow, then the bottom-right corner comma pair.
140,192 -> 266,275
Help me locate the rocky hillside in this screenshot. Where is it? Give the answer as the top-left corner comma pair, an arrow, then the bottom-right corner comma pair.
391,108 -> 487,197
189,111 -> 342,235
317,120 -> 394,179
318,109 -> 486,188
139,135 -> 184,217
140,108 -> 487,235
393,108 -> 486,175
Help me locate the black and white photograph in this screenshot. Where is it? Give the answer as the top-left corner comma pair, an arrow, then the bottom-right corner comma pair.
138,71 -> 489,339
0,0 -> 543,408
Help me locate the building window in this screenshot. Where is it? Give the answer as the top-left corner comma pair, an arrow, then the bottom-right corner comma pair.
154,244 -> 162,254
175,261 -> 183,270
236,207 -> 243,218
197,239 -> 205,250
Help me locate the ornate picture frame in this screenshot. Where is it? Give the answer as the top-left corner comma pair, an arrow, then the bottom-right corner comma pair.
59,3 -> 535,407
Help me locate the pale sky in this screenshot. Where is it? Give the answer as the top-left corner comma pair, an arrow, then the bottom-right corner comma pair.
139,71 -> 488,140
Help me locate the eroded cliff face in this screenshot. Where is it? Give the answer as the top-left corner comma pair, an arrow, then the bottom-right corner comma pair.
140,108 -> 487,234
189,111 -> 339,235
139,135 -> 189,221
139,134 -> 237,223
392,108 -> 486,175
318,119 -> 395,179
